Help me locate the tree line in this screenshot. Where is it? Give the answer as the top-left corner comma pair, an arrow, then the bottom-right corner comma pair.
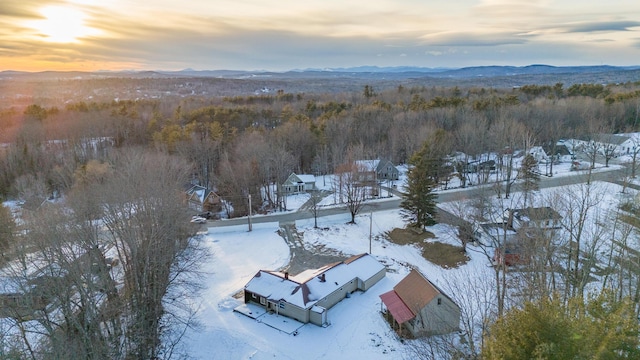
3,80 -> 640,213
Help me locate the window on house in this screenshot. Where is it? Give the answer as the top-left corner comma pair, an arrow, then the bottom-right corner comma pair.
437,298 -> 442,305
279,302 -> 285,309
260,297 -> 266,305
251,293 -> 256,299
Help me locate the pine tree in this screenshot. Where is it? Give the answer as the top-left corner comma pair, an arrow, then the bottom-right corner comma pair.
401,142 -> 439,229
0,204 -> 15,255
483,291 -> 640,360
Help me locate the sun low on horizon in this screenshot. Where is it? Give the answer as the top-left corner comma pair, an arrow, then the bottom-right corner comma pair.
27,6 -> 93,43
1,0 -> 640,72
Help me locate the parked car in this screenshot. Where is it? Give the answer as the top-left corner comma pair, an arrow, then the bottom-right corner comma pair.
190,216 -> 207,224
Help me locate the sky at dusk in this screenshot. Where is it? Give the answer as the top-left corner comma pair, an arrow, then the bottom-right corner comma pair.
1,0 -> 640,72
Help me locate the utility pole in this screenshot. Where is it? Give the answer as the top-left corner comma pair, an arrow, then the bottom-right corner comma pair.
248,193 -> 252,232
369,211 -> 372,254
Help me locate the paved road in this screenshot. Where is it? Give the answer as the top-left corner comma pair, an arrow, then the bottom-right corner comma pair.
206,165 -> 626,229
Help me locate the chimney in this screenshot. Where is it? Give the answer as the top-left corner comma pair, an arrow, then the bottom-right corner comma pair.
320,273 -> 326,282
284,272 -> 289,280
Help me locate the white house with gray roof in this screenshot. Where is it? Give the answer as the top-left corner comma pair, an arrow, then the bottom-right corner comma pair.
241,253 -> 385,326
281,173 -> 316,194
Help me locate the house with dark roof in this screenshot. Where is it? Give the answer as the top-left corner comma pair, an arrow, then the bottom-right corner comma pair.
355,159 -> 400,182
380,269 -> 460,337
505,207 -> 562,231
479,207 -> 563,266
185,184 -> 221,213
240,253 -> 385,327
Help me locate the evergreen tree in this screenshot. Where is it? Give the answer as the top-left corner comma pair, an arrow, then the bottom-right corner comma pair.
363,85 -> 375,99
401,141 -> 439,229
483,290 -> 640,360
0,204 -> 15,256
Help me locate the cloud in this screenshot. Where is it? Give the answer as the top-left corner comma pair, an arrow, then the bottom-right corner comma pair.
0,0 -> 59,18
473,0 -> 551,19
564,21 -> 640,33
420,32 -> 529,47
2,0 -> 640,71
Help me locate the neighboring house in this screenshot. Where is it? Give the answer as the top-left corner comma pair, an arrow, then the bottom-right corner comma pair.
380,269 -> 460,337
573,134 -> 631,157
505,207 -> 562,231
615,132 -> 640,155
465,159 -> 496,173
475,223 -> 521,266
240,253 -> 386,327
528,146 -> 548,164
543,141 -> 573,162
375,160 -> 400,181
354,160 -> 400,182
480,207 -> 563,266
185,185 -> 221,212
282,173 -> 316,194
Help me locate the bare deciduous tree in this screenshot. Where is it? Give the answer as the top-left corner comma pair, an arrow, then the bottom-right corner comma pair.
100,149 -> 200,359
333,162 -> 368,224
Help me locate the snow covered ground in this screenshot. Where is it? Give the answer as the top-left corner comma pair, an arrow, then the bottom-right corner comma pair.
1,154 -> 636,359
184,167 -> 638,359
184,210 -> 491,360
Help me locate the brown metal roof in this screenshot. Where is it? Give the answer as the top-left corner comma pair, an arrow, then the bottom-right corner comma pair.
380,290 -> 415,324
393,269 -> 439,314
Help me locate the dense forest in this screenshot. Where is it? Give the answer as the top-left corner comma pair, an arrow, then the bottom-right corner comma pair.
1,75 -> 640,358
2,78 -> 640,214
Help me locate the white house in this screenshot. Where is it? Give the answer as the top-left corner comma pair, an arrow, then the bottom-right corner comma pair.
615,132 -> 640,156
528,146 -> 549,164
282,173 -> 316,194
239,253 -> 386,327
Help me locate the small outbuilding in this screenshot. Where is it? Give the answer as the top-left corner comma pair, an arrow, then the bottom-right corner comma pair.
380,269 -> 460,337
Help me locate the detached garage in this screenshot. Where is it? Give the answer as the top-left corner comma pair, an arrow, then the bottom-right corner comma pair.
380,269 -> 460,337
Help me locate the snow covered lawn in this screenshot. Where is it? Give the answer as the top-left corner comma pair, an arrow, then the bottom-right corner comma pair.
185,211 -> 491,359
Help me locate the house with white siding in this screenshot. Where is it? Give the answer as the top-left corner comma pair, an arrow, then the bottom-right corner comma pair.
239,253 -> 385,327
282,173 -> 316,194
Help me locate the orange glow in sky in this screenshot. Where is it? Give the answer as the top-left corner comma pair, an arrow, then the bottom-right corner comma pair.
1,0 -> 639,72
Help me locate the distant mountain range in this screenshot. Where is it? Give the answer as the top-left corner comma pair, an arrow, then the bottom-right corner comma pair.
2,65 -> 639,80
2,65 -> 640,89
161,64 -> 640,79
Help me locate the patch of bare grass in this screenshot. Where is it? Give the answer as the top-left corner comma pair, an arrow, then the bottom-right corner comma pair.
387,227 -> 435,246
421,241 -> 469,268
386,227 -> 469,268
